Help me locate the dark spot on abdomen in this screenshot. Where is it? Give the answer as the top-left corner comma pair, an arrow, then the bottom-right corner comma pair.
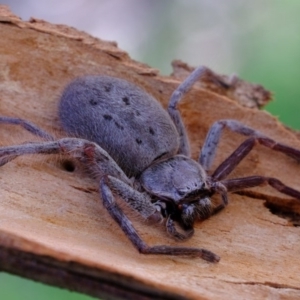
89,99 -> 98,105
103,114 -> 113,121
105,84 -> 112,92
149,127 -> 155,135
136,138 -> 142,145
122,97 -> 130,105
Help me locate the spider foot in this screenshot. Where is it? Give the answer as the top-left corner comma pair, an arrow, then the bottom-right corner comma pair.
0,155 -> 17,167
141,245 -> 220,262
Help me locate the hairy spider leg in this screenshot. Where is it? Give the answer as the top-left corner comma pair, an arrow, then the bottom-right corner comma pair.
212,135 -> 300,181
0,116 -> 54,140
0,116 -> 55,165
0,138 -> 159,218
168,66 -> 209,157
199,119 -> 300,173
165,215 -> 194,240
0,140 -> 60,167
221,176 -> 300,200
101,176 -> 220,262
199,120 -> 300,210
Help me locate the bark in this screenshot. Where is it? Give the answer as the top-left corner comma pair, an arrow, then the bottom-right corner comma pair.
0,5 -> 300,300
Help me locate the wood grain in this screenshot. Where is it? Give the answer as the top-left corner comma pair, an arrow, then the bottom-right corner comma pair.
0,5 -> 300,300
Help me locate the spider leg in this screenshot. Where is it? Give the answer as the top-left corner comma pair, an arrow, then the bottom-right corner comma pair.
0,116 -> 54,140
0,140 -> 61,166
200,119 -> 300,174
221,176 -> 300,200
100,177 -> 220,262
210,181 -> 229,205
212,136 -> 300,181
103,175 -> 162,222
0,138 -> 128,181
0,138 -> 164,220
209,175 -> 300,216
168,66 -> 209,156
166,216 -> 194,240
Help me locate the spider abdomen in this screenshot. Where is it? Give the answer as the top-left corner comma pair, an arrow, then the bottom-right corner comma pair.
59,76 -> 179,177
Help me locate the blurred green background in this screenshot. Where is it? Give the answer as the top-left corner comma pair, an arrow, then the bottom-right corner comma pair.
1,0 -> 300,299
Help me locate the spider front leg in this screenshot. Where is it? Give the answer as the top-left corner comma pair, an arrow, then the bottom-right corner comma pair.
100,177 -> 220,262
101,175 -> 161,222
104,175 -> 197,238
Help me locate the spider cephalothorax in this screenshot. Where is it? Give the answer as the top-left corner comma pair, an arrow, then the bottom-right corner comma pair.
1,66 -> 300,263
140,155 -> 215,228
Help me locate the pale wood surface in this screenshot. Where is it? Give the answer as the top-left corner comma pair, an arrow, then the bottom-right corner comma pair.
0,6 -> 300,300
